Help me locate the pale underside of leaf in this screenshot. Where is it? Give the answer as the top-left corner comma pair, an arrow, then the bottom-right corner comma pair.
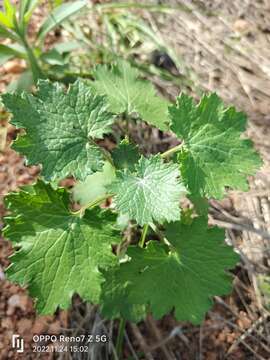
72,161 -> 115,206
108,154 -> 186,225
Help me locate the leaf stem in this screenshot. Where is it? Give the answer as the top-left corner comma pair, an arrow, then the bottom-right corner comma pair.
88,138 -> 115,167
72,193 -> 114,216
149,223 -> 171,247
139,224 -> 149,248
96,2 -> 191,13
13,17 -> 44,83
115,318 -> 126,360
161,143 -> 184,158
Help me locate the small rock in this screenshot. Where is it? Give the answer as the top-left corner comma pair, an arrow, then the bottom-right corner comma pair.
238,311 -> 251,329
2,59 -> 26,74
233,19 -> 253,34
217,331 -> 226,342
7,293 -> 28,313
59,310 -> 68,325
1,318 -> 13,329
226,332 -> 237,343
48,320 -> 61,335
17,318 -> 33,335
32,318 -> 49,334
0,266 -> 5,281
7,294 -> 21,315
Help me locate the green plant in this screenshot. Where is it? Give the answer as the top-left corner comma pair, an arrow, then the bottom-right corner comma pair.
2,60 -> 262,357
0,1 -> 194,95
63,2 -> 192,88
0,0 -> 87,89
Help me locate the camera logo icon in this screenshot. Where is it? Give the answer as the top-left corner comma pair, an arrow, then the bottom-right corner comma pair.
12,334 -> 24,353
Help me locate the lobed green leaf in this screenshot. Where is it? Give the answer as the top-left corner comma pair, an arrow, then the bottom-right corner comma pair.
108,154 -> 186,225
4,181 -> 121,314
93,60 -> 170,131
169,93 -> 262,199
2,80 -> 115,184
100,217 -> 239,323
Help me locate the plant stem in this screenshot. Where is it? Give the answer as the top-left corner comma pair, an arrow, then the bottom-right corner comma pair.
72,193 -> 114,216
13,19 -> 44,83
149,223 -> 171,247
96,2 -> 191,13
139,224 -> 149,248
161,143 -> 184,159
24,40 -> 44,83
88,138 -> 115,166
115,318 -> 126,360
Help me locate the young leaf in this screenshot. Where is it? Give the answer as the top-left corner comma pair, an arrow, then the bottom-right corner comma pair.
53,40 -> 81,54
40,48 -> 66,66
0,43 -> 26,66
169,93 -> 262,199
108,155 -> 186,226
112,138 -> 140,171
73,161 -> 115,206
0,24 -> 19,41
37,0 -> 87,41
19,0 -> 39,23
0,0 -> 16,28
6,70 -> 33,93
2,80 -> 115,183
93,60 -> 170,131
4,181 -> 121,314
100,217 -> 239,324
